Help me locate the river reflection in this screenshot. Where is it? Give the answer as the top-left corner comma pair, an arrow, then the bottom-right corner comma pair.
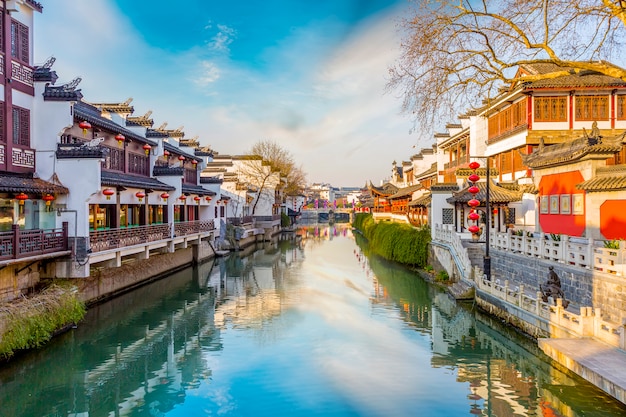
0,225 -> 624,416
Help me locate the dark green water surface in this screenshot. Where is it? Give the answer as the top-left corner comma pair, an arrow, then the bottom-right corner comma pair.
1,225 -> 625,416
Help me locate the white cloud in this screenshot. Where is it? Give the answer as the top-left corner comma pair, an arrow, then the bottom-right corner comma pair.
194,61 -> 221,86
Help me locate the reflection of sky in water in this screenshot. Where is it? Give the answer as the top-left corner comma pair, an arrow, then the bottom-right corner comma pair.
175,233 -> 468,417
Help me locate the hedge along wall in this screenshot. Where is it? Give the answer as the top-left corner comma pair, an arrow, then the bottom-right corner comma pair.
353,213 -> 431,268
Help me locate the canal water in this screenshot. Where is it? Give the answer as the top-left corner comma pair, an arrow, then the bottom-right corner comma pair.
1,225 -> 625,417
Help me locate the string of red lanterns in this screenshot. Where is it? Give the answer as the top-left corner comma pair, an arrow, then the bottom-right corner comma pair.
467,162 -> 481,239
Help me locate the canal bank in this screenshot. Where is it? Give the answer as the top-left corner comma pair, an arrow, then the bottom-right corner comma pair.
2,225 -> 625,416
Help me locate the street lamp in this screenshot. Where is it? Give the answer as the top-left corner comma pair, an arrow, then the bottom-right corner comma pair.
468,156 -> 491,281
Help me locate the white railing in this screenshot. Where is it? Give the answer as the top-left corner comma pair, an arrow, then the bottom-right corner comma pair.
434,224 -> 473,280
476,275 -> 626,349
487,229 -> 626,276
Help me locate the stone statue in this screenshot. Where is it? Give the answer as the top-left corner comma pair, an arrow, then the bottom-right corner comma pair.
540,266 -> 569,308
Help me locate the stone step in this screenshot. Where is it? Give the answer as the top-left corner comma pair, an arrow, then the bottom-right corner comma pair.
448,280 -> 475,300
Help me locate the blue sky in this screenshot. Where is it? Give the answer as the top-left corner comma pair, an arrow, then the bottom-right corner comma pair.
35,0 -> 420,187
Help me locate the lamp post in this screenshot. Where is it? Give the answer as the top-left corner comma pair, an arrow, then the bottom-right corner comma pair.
468,156 -> 491,282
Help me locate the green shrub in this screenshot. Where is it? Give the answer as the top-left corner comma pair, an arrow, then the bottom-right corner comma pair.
436,270 -> 449,282
424,265 -> 434,273
604,239 -> 622,249
352,213 -> 431,268
0,284 -> 86,359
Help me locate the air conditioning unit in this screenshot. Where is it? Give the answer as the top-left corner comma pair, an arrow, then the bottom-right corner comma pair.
5,0 -> 21,12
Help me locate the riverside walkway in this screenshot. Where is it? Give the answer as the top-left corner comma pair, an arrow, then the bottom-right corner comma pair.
539,338 -> 626,404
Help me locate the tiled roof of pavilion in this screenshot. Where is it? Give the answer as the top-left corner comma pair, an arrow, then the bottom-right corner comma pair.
368,181 -> 398,196
127,111 -> 154,128
520,62 -> 626,89
577,165 -> 626,192
415,162 -> 437,180
88,98 -> 134,114
446,180 -> 521,204
409,192 -> 431,207
499,181 -> 538,195
430,183 -> 459,192
520,130 -> 625,169
101,171 -> 174,191
0,173 -> 68,195
388,184 -> 422,199
200,176 -> 224,185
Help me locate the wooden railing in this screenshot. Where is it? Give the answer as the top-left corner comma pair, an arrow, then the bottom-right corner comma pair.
0,223 -> 69,261
90,224 -> 171,253
174,220 -> 215,237
476,275 -> 626,349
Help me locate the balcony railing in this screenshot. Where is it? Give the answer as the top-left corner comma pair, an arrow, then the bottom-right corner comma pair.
0,223 -> 69,262
174,220 -> 215,237
90,224 -> 171,253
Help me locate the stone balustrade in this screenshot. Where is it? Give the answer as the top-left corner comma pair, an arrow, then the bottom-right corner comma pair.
476,274 -> 626,349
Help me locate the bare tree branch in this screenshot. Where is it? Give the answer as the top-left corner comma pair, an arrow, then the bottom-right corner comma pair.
388,0 -> 626,130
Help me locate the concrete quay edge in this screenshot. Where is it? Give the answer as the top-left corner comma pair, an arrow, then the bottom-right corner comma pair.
538,337 -> 626,405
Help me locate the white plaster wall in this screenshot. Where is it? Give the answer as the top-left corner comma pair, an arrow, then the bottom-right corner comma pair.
55,159 -> 101,237
430,192 -> 454,227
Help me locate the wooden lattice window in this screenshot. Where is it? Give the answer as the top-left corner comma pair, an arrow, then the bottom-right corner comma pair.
575,95 -> 609,121
102,146 -> 125,172
617,96 -> 626,120
129,153 -> 149,176
184,168 -> 197,184
488,114 -> 499,138
534,97 -> 567,122
442,208 -> 454,225
12,106 -> 29,146
10,19 -> 28,64
511,98 -> 528,127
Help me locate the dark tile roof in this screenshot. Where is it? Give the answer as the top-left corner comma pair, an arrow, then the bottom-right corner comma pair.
521,131 -> 625,169
200,176 -> 223,184
182,184 -> 215,196
163,142 -> 201,162
415,162 -> 437,179
577,165 -> 626,192
33,66 -> 58,83
73,101 -> 157,147
101,171 -> 174,191
25,0 -> 43,12
153,166 -> 184,177
146,129 -> 169,138
0,173 -> 68,195
44,83 -> 83,101
88,99 -> 134,114
446,180 -> 521,204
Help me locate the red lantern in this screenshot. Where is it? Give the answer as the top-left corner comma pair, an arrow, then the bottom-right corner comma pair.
178,155 -> 185,161
468,199 -> 480,208
468,161 -> 480,170
135,191 -> 146,202
160,192 -> 169,202
143,144 -> 152,155
102,188 -> 115,200
468,185 -> 480,194
79,120 -> 91,136
194,196 -> 201,203
15,192 -> 28,205
205,196 -> 212,202
468,212 -> 480,221
468,225 -> 480,234
42,194 -> 55,206
164,150 -> 170,156
115,134 -> 125,147
468,174 -> 480,183
493,208 -> 498,214
179,195 -> 187,201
